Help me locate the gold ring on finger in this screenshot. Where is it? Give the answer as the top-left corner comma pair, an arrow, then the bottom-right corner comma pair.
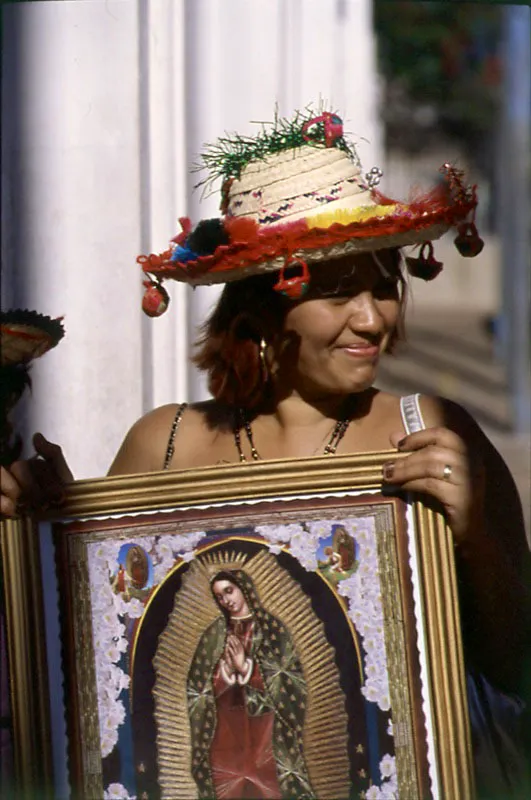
442,464 -> 453,481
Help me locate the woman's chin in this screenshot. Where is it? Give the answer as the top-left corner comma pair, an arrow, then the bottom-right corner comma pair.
304,378 -> 376,401
288,364 -> 379,400
326,367 -> 378,396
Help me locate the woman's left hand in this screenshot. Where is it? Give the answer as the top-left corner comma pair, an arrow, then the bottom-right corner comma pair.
382,427 -> 485,543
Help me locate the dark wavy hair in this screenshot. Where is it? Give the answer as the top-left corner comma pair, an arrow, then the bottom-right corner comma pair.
209,569 -> 260,621
193,250 -> 407,409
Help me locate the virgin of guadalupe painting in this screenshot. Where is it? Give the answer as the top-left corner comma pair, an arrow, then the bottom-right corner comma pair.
151,548 -> 351,800
66,502 -> 436,799
188,568 -> 311,799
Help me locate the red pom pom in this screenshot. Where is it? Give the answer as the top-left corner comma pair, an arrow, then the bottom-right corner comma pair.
142,281 -> 170,317
225,217 -> 260,244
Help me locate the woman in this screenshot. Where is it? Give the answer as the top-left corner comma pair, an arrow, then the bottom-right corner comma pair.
187,569 -> 313,799
1,107 -> 529,796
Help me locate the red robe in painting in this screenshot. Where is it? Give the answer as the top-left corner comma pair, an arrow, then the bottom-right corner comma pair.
209,617 -> 281,799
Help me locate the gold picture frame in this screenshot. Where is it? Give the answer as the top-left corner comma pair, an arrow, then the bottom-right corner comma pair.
1,451 -> 474,799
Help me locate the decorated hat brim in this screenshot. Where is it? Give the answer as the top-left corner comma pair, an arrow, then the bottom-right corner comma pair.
0,310 -> 65,367
141,182 -> 476,286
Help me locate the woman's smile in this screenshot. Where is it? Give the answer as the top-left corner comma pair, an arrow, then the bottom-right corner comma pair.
335,342 -> 381,360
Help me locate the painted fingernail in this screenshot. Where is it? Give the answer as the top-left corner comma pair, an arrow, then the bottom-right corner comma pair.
383,462 -> 395,480
50,488 -> 66,506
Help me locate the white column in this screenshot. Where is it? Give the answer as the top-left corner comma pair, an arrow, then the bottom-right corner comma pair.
139,0 -> 189,411
1,0 -> 146,479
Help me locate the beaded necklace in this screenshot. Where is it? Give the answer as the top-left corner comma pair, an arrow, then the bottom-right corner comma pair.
233,404 -> 353,462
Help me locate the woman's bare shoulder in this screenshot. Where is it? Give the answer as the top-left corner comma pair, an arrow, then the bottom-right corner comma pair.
108,401 -> 230,476
364,390 -> 487,443
374,391 -> 454,430
417,394 -> 489,440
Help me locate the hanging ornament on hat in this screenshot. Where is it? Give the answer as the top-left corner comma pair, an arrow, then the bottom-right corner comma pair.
454,221 -> 484,257
365,166 -> 383,189
405,242 -> 444,281
301,112 -> 344,148
142,280 -> 170,317
273,257 -> 310,299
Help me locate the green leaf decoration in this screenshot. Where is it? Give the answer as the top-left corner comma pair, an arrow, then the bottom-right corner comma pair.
193,104 -> 360,191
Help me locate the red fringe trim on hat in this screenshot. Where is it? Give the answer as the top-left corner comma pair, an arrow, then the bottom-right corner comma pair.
140,179 -> 476,282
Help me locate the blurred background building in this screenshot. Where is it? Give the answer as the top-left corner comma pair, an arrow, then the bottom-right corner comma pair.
372,1 -> 530,536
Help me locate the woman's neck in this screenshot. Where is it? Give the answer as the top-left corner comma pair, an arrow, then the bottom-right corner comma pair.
257,387 -> 375,428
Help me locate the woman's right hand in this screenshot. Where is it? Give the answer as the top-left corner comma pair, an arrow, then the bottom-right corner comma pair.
0,433 -> 73,518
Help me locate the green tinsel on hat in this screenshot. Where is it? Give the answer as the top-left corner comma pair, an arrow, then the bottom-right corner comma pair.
194,104 -> 359,191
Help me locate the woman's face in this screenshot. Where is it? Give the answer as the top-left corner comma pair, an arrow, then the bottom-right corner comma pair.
276,250 -> 401,398
212,579 -> 250,618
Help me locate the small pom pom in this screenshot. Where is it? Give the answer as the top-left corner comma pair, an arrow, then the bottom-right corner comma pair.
142,281 -> 170,317
171,244 -> 199,264
187,218 -> 229,255
454,222 -> 484,257
225,216 -> 260,244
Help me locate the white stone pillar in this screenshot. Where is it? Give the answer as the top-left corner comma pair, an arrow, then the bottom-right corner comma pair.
1,0 -> 146,479
138,0 -> 189,411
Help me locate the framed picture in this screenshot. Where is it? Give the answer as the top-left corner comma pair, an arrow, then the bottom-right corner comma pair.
1,451 -> 474,800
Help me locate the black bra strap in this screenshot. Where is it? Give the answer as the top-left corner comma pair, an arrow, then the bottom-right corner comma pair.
163,403 -> 188,470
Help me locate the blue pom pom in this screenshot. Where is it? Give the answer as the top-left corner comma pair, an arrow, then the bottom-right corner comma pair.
171,244 -> 198,263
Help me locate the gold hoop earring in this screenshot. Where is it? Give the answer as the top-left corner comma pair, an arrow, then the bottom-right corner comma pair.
259,337 -> 269,384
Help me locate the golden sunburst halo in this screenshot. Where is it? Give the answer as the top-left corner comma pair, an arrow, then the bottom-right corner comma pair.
153,543 -> 351,799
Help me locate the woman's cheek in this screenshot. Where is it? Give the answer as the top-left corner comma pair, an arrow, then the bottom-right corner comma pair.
381,299 -> 400,328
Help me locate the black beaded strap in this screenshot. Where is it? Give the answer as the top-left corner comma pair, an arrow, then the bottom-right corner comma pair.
163,403 -> 188,470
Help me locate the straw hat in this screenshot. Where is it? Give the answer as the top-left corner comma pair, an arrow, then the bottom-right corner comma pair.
1,309 -> 65,367
1,309 -> 65,464
138,107 -> 482,313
